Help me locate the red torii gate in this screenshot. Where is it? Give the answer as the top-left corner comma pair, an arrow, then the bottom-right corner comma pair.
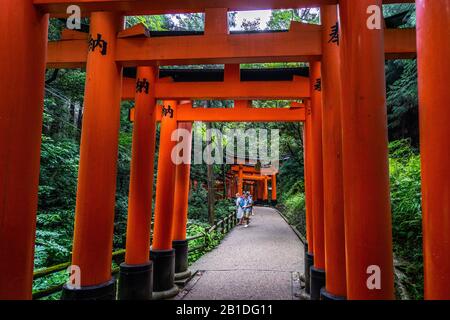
0,0 -> 449,301
226,164 -> 278,205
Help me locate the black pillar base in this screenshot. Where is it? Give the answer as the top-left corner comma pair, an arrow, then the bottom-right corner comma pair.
310,266 -> 326,300
118,262 -> 153,300
271,200 -> 278,206
150,249 -> 179,300
320,288 -> 346,301
173,240 -> 192,282
61,278 -> 116,300
304,245 -> 314,295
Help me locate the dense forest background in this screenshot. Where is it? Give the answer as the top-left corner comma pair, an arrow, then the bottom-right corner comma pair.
36,4 -> 422,299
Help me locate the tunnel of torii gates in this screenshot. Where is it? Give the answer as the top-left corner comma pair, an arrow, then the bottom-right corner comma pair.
0,0 -> 448,301
225,164 -> 278,205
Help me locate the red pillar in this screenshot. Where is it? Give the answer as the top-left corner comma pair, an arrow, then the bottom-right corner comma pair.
230,176 -> 235,197
259,180 -> 264,201
63,12 -> 123,300
263,178 -> 269,202
151,101 -> 179,297
309,61 -> 326,300
238,165 -> 244,195
0,0 -> 48,300
172,122 -> 193,280
339,0 -> 394,299
119,67 -> 158,300
125,67 -> 158,265
304,104 -> 314,253
320,4 -> 346,300
416,0 -> 450,300
303,108 -> 315,295
153,101 -> 178,250
271,174 -> 277,204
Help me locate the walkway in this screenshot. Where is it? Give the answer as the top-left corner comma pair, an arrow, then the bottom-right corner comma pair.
177,206 -> 304,300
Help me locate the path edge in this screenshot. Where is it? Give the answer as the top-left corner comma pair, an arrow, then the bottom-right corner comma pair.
270,206 -> 306,246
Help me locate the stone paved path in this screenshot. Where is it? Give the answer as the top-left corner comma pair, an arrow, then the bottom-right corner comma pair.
177,206 -> 304,300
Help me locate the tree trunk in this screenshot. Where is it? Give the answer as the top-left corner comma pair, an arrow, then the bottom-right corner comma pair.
76,103 -> 84,141
206,106 -> 215,225
222,163 -> 227,199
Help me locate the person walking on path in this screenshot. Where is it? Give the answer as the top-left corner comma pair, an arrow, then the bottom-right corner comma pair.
242,193 -> 252,228
235,193 -> 245,225
247,192 -> 254,217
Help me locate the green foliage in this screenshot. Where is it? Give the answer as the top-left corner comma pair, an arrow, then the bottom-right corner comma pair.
33,270 -> 68,300
214,200 -> 236,221
267,9 -> 319,30
188,186 -> 209,221
279,168 -> 304,201
126,15 -> 171,31
186,222 -> 226,264
39,136 -> 79,209
282,193 -> 306,237
389,140 -> 423,299
387,60 -> 419,143
36,135 -> 79,268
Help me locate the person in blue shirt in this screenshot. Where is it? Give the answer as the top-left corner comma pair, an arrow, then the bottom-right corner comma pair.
242,192 -> 252,228
235,193 -> 245,225
247,192 -> 254,216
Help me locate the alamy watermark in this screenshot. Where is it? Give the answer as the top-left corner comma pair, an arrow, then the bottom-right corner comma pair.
171,126 -> 280,175
66,265 -> 81,290
65,4 -> 383,31
366,5 -> 383,30
367,265 -> 382,290
66,5 -> 81,30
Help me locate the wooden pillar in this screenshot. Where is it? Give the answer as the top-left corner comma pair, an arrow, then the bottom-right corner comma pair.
320,4 -> 346,300
259,180 -> 264,201
151,101 -> 179,298
303,110 -> 315,294
0,0 -> 48,300
416,0 -> 450,300
119,67 -> 158,300
230,178 -> 234,198
62,12 -> 123,300
172,122 -> 193,281
230,176 -> 234,196
271,174 -> 277,204
225,178 -> 229,198
339,0 -> 394,299
310,63 -> 325,272
238,165 -> 244,195
124,67 -> 158,264
172,121 -> 193,242
205,8 -> 229,35
263,178 -> 269,202
309,61 -> 325,300
304,105 -> 314,253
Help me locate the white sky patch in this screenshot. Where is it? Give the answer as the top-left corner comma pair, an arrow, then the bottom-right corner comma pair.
231,10 -> 273,30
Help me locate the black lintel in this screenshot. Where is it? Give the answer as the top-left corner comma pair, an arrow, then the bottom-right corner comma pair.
124,67 -> 309,82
